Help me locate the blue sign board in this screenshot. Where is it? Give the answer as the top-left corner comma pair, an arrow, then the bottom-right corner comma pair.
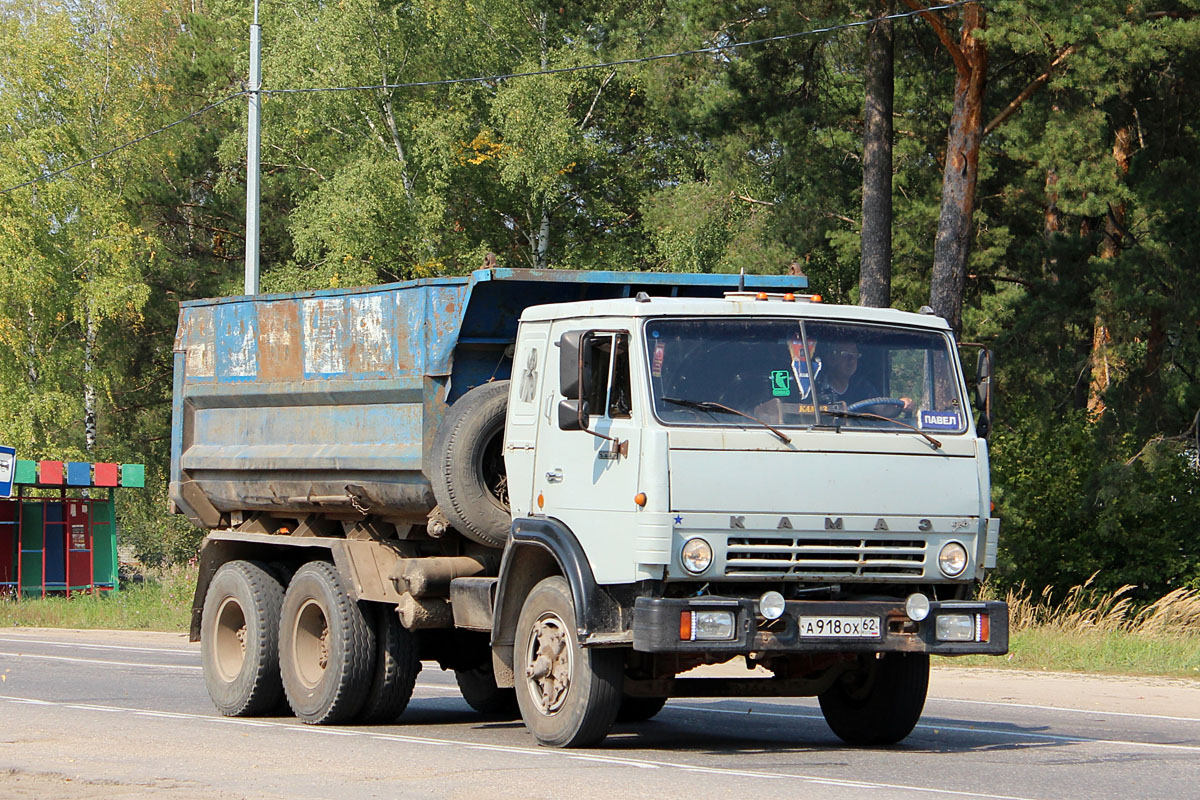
0,445 -> 14,499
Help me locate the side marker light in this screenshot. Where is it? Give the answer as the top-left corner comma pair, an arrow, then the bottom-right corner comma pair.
634,492 -> 647,507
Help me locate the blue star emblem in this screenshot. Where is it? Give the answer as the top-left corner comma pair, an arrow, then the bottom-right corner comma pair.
673,515 -> 683,525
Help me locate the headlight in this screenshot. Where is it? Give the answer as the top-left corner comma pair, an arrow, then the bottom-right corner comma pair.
758,591 -> 786,620
938,541 -> 969,577
936,614 -> 975,641
905,592 -> 931,622
680,538 -> 713,574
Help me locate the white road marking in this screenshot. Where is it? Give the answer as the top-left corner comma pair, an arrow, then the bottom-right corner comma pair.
4,637 -> 1196,730
667,704 -> 1200,753
928,697 -> 1200,724
0,636 -> 195,656
0,652 -> 202,671
0,694 -> 1038,800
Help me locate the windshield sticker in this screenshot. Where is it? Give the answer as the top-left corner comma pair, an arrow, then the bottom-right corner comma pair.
652,340 -> 665,377
788,336 -> 819,399
919,410 -> 962,430
770,370 -> 792,396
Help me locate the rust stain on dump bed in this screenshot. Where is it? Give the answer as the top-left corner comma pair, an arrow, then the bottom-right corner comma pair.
257,301 -> 301,382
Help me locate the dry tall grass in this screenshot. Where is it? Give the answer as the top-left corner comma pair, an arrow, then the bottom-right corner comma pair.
983,574 -> 1200,636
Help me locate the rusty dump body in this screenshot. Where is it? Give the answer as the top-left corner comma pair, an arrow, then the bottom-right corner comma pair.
169,268 -> 802,529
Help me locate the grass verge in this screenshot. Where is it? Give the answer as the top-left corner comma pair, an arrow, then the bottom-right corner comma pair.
0,564 -> 194,632
937,629 -> 1200,679
937,578 -> 1200,680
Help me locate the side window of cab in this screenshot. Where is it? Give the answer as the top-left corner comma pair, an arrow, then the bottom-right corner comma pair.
583,333 -> 632,419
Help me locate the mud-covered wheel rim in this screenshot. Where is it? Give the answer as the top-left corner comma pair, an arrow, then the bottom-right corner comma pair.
213,596 -> 248,683
522,611 -> 573,716
292,597 -> 331,690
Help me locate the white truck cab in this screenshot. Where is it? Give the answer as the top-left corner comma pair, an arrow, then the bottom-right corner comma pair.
494,291 -> 1005,746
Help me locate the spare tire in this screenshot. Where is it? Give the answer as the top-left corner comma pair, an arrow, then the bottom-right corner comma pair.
431,380 -> 511,548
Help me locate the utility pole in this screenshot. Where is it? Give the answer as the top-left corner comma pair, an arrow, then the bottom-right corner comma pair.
244,0 -> 262,295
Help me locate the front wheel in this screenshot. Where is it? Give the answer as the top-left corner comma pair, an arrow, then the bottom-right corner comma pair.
818,653 -> 929,745
513,576 -> 622,747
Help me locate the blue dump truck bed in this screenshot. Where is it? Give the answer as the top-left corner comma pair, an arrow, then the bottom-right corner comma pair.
169,268 -> 805,528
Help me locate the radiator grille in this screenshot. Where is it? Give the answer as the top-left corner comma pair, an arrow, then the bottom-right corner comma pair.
724,535 -> 927,579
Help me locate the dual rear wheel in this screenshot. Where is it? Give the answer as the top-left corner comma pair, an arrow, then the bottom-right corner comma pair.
201,559 -> 419,725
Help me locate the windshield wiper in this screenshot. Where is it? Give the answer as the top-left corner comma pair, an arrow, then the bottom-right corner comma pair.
821,409 -> 942,450
663,397 -> 792,445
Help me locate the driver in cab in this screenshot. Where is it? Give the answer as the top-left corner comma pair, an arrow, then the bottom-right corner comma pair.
816,341 -> 913,417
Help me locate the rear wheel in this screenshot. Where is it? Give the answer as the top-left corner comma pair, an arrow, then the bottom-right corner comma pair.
455,661 -> 519,718
818,653 -> 929,745
616,694 -> 668,723
279,561 -> 376,724
357,604 -> 421,724
513,576 -> 622,747
200,560 -> 284,716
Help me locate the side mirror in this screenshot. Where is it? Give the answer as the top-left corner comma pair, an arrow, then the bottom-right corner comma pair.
558,331 -> 593,400
974,349 -> 994,439
558,399 -> 590,431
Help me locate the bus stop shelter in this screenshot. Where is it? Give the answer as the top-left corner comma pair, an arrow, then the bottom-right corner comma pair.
0,460 -> 144,598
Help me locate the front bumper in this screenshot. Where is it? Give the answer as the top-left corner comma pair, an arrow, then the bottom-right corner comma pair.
632,597 -> 1008,656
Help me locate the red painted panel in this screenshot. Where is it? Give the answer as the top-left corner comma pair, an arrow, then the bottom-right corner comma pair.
39,461 -> 63,485
65,500 -> 92,591
94,463 -> 119,487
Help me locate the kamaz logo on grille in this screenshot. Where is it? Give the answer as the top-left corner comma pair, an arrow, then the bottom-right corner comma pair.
728,516 -> 936,532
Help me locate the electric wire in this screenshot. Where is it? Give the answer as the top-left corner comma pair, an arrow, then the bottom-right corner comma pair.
263,1 -> 980,96
0,1 -> 979,195
0,93 -> 244,196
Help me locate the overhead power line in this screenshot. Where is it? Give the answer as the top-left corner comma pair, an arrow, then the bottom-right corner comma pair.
0,94 -> 244,196
0,1 -> 979,195
263,1 -> 981,96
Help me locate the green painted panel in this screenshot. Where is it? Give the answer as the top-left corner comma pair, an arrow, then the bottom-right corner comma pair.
14,460 -> 37,485
92,497 -> 119,590
19,501 -> 43,593
120,464 -> 145,488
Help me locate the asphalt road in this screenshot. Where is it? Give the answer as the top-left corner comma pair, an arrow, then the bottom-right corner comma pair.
0,629 -> 1197,800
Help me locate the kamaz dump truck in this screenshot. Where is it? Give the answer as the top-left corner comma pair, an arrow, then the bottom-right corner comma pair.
171,268 -> 1007,748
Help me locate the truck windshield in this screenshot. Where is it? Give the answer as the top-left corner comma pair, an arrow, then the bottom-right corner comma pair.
645,318 -> 968,433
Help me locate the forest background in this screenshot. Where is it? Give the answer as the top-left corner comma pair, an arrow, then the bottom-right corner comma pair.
0,0 -> 1197,600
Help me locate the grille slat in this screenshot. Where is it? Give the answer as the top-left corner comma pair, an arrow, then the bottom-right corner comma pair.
725,535 -> 928,579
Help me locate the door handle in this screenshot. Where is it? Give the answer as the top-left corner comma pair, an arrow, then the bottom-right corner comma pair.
545,468 -> 564,483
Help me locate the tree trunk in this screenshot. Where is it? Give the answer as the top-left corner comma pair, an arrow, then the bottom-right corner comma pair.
533,208 -> 551,269
859,5 -> 894,309
1087,124 -> 1134,418
928,5 -> 987,333
84,302 -> 97,453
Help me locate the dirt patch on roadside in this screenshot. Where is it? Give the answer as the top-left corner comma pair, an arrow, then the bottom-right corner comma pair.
1,769 -> 241,800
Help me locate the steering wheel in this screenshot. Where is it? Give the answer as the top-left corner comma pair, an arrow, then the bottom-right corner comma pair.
847,396 -> 906,414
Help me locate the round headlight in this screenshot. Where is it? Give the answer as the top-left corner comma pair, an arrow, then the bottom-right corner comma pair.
938,541 -> 969,577
759,591 -> 786,620
905,592 -> 931,622
680,538 -> 713,574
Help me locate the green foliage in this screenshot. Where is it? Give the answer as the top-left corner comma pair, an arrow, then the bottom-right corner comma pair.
0,0 -> 1197,600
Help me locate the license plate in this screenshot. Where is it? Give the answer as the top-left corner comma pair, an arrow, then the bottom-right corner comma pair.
799,616 -> 881,638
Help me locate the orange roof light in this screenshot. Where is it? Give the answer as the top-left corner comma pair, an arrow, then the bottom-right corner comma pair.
783,293 -> 796,302
756,292 -> 768,300
810,294 -> 823,303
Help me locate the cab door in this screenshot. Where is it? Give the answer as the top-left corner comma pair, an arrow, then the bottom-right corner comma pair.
533,325 -> 644,584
